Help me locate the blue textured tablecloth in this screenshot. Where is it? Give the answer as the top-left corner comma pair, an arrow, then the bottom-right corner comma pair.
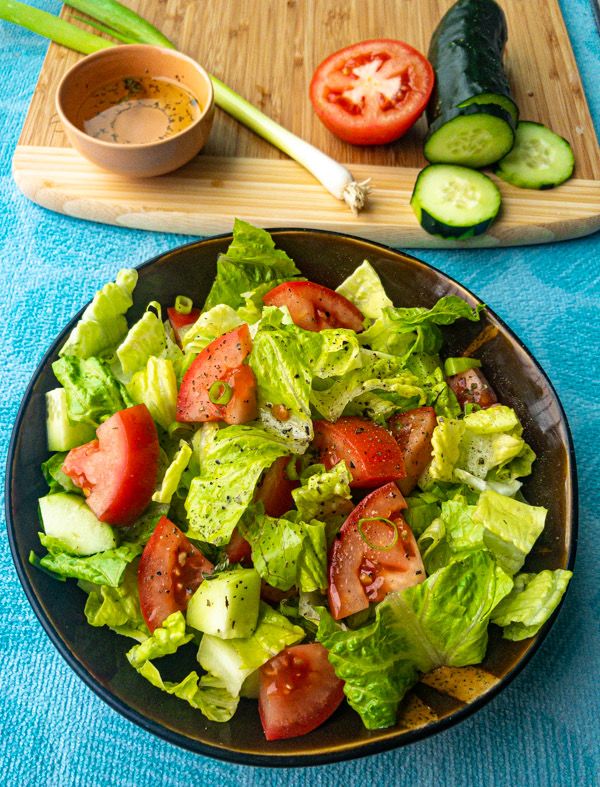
1,2 -> 598,785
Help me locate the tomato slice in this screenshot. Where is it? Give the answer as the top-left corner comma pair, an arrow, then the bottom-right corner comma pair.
389,406 -> 437,495
254,455 -> 299,517
262,281 -> 364,332
62,404 -> 159,526
309,39 -> 434,145
224,526 -> 253,565
138,516 -> 214,632
176,324 -> 258,424
328,482 -> 425,620
259,644 -> 344,740
167,306 -> 201,346
447,368 -> 498,409
313,417 -> 406,488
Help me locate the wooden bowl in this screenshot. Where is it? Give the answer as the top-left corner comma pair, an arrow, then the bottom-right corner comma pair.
6,230 -> 576,765
55,45 -> 214,177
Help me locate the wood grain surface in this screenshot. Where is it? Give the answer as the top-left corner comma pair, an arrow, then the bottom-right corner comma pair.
13,0 -> 600,246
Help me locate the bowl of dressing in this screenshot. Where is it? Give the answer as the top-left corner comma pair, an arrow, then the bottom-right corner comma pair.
56,45 -> 215,177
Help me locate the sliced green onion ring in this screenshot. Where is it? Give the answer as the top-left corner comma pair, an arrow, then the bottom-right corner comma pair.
175,295 -> 193,315
285,458 -> 299,481
444,356 -> 482,376
209,380 -> 232,405
357,517 -> 399,552
168,421 -> 195,439
146,300 -> 162,319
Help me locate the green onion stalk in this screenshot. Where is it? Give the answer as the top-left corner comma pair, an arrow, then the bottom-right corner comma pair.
0,0 -> 370,213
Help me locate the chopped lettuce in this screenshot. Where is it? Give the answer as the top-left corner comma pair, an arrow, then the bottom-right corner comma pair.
152,441 -> 192,504
185,425 -> 290,545
291,462 -> 353,539
52,356 -> 132,428
491,569 -> 573,640
36,538 -> 142,587
126,611 -> 238,721
82,563 -> 149,642
318,550 -> 512,729
115,305 -> 167,380
335,261 -> 392,320
126,356 -> 178,430
41,452 -> 81,495
197,603 -> 305,697
203,219 -> 300,310
59,269 -> 138,359
182,304 -> 243,356
240,513 -> 328,592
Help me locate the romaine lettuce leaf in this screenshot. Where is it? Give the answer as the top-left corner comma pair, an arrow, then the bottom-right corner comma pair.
197,602 -> 305,697
335,261 -> 392,320
491,569 -> 573,640
185,425 -> 290,545
291,462 -> 353,539
181,304 -> 243,356
115,305 -> 167,379
126,356 -> 178,431
82,563 -> 149,642
203,219 -> 300,310
317,550 -> 512,729
36,538 -> 142,587
41,452 -> 82,495
240,513 -> 328,592
126,611 -> 238,721
52,356 -> 132,428
152,441 -> 192,504
59,269 -> 138,359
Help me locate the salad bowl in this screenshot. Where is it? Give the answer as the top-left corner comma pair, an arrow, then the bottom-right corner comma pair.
5,229 -> 576,765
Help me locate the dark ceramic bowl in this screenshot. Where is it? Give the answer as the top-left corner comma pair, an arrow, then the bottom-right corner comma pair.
6,230 -> 577,766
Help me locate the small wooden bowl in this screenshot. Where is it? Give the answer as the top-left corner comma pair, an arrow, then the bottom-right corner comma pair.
56,45 -> 214,177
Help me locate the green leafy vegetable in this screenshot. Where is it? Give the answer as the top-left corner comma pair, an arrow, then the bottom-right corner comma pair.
152,441 -> 192,504
82,563 -> 149,642
335,260 -> 392,320
181,303 -> 243,356
36,538 -> 142,587
116,304 -> 166,379
292,461 -> 353,540
41,452 -> 81,495
126,356 -> 178,431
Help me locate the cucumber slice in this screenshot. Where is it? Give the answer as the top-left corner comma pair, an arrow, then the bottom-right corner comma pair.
495,121 -> 575,189
458,93 -> 518,124
411,164 -> 502,239
39,493 -> 117,555
424,104 -> 515,168
186,567 -> 261,639
46,388 -> 95,452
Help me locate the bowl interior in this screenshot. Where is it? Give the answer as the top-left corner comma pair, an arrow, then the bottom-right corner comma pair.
6,230 -> 576,766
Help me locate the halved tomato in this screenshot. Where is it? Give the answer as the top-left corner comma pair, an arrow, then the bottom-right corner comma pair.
447,368 -> 498,409
389,406 -> 437,495
254,455 -> 299,518
262,281 -> 364,332
62,404 -> 159,526
313,417 -> 405,488
309,39 -> 434,145
138,516 -> 213,632
259,643 -> 344,740
167,306 -> 201,346
328,482 -> 425,620
176,324 -> 258,424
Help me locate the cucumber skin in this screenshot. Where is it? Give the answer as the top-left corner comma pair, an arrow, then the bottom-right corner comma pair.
427,0 -> 517,128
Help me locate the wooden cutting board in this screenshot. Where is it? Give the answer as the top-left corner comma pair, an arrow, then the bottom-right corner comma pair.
12,0 -> 600,247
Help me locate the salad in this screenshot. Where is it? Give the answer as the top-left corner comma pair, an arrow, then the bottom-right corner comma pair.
32,220 -> 572,741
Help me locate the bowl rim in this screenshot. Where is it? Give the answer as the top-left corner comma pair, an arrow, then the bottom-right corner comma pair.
55,43 -> 215,151
5,228 -> 578,767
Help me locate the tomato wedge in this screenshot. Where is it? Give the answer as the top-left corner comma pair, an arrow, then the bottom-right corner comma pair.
176,324 -> 258,424
167,306 -> 201,346
313,417 -> 406,488
328,482 -> 425,620
262,281 -> 364,332
62,404 -> 159,527
138,516 -> 213,632
447,368 -> 498,409
259,644 -> 344,740
254,455 -> 299,517
389,406 -> 437,495
310,39 -> 434,146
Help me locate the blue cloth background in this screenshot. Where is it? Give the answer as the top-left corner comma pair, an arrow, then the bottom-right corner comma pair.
1,2 -> 598,785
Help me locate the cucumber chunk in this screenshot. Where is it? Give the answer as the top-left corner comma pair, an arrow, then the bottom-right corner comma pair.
186,568 -> 261,639
424,104 -> 515,168
495,121 -> 575,189
39,493 -> 117,555
411,164 -> 501,239
46,388 -> 95,452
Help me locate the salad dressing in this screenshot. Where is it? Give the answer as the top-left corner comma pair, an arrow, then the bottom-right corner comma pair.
79,76 -> 201,144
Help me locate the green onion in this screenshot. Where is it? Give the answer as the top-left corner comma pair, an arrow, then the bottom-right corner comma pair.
299,463 -> 326,482
285,458 -> 299,481
208,380 -> 232,405
357,517 -> 399,552
0,0 -> 371,213
146,300 -> 162,319
71,15 -> 139,44
444,356 -> 482,376
167,421 -> 194,439
174,295 -> 193,315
